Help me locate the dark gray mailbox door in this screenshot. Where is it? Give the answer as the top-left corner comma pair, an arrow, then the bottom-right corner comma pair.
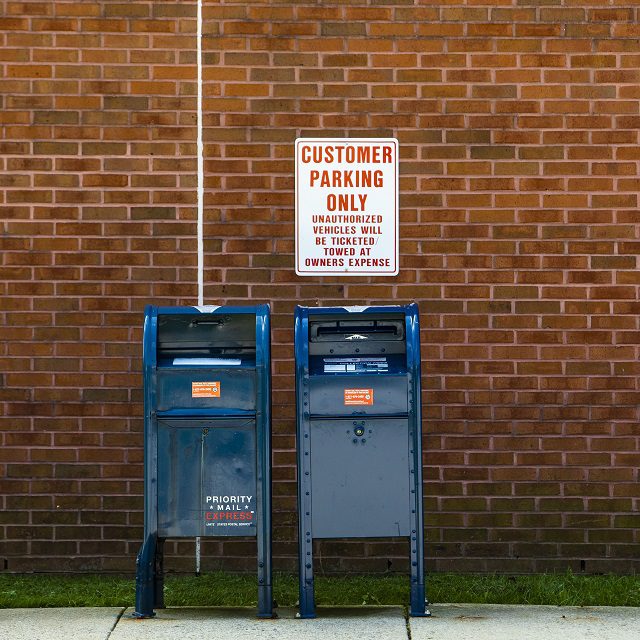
134,305 -> 272,619
157,418 -> 257,538
295,304 -> 428,619
310,417 -> 410,538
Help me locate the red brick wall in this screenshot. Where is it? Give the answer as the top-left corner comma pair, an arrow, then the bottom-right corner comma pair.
1,1 -> 639,574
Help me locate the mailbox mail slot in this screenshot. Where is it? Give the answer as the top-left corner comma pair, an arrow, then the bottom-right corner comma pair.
134,305 -> 272,619
295,304 -> 428,619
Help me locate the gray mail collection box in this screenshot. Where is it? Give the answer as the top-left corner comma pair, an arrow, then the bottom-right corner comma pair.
294,304 -> 429,619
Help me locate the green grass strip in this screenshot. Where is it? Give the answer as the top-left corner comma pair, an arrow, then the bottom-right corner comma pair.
0,572 -> 638,609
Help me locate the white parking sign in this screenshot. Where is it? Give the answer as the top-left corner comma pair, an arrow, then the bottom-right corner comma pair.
295,138 -> 399,276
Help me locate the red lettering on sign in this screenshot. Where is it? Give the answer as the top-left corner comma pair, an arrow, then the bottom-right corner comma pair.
205,511 -> 254,522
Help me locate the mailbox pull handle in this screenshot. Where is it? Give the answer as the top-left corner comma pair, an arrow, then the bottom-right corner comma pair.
317,325 -> 398,336
190,318 -> 225,326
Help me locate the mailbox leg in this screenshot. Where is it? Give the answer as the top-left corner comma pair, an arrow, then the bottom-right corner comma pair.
299,563 -> 316,618
410,583 -> 429,617
153,537 -> 165,609
134,533 -> 157,618
408,521 -> 428,616
408,513 -> 429,617
297,427 -> 316,617
256,469 -> 274,618
257,583 -> 273,619
256,521 -> 273,618
408,467 -> 430,617
298,516 -> 316,618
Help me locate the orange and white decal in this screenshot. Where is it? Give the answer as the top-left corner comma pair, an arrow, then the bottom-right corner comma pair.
344,388 -> 374,406
192,381 -> 220,398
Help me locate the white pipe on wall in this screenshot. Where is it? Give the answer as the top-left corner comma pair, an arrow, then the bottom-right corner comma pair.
196,0 -> 204,574
196,0 -> 204,306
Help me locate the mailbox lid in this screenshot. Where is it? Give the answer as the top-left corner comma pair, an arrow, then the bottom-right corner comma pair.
308,374 -> 408,416
157,311 -> 256,357
157,418 -> 257,538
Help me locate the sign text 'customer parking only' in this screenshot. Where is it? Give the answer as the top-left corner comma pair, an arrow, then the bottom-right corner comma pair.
295,138 -> 398,276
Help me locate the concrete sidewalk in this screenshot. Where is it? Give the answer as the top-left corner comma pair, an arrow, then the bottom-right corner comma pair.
1,604 -> 638,640
412,603 -> 640,640
0,607 -> 125,640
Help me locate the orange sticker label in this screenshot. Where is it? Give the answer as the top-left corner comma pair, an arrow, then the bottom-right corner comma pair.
344,388 -> 374,406
192,381 -> 220,398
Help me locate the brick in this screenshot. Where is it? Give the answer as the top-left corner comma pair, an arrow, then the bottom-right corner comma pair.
7,65 -> 52,78
1,2 -> 639,576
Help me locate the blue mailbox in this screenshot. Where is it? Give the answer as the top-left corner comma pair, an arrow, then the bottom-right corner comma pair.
134,305 -> 272,618
295,304 -> 428,618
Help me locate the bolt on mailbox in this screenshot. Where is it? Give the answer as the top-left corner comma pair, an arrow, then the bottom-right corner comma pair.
294,304 -> 429,618
134,305 -> 272,618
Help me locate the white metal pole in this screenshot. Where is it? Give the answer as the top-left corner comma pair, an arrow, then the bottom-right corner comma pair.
196,0 -> 204,306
